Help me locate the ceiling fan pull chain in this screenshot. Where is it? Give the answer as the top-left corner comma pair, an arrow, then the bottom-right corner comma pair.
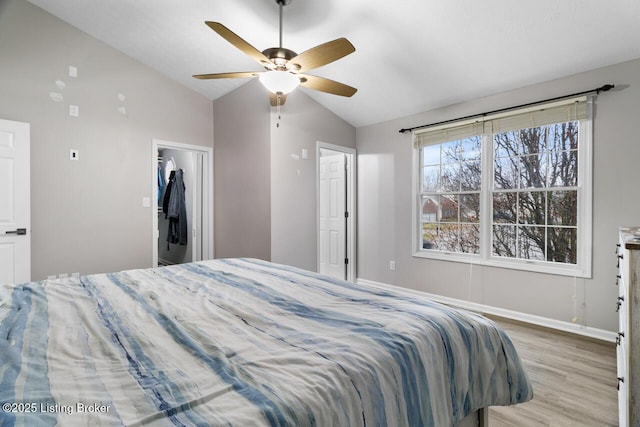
276,92 -> 282,128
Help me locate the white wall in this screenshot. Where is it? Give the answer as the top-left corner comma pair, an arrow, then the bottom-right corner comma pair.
0,0 -> 214,279
356,57 -> 640,333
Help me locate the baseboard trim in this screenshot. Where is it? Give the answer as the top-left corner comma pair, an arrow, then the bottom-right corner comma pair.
356,277 -> 616,343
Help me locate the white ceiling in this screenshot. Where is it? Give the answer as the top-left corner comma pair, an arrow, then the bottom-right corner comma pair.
27,0 -> 640,128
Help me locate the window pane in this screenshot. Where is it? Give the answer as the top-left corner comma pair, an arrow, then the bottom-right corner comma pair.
518,153 -> 548,189
421,197 -> 439,223
493,192 -> 516,224
423,144 -> 441,166
441,140 -> 460,163
492,225 -> 516,257
548,149 -> 577,187
439,223 -> 459,251
423,165 -> 440,191
548,122 -> 578,152
461,159 -> 481,190
440,195 -> 458,222
548,191 -> 577,226
441,162 -> 460,192
519,127 -> 547,155
461,136 -> 482,161
494,157 -> 518,189
494,133 -> 519,158
547,227 -> 577,264
517,191 -> 546,225
460,224 -> 480,254
422,223 -> 438,250
518,226 -> 546,260
548,121 -> 578,187
460,194 -> 480,223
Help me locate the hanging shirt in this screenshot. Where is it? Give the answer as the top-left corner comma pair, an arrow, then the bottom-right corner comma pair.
167,169 -> 188,247
157,164 -> 165,207
163,170 -> 175,217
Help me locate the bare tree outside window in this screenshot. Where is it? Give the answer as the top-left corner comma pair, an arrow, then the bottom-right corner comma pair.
492,122 -> 578,264
421,136 -> 481,253
419,121 -> 579,265
415,98 -> 590,275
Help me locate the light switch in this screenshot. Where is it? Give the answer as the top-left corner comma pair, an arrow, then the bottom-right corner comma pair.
69,105 -> 79,117
142,197 -> 151,208
69,65 -> 78,78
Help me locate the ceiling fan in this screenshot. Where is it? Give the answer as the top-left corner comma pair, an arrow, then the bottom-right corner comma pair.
193,0 -> 357,106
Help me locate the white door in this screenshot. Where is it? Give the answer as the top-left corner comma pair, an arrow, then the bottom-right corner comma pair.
319,152 -> 346,279
0,119 -> 30,285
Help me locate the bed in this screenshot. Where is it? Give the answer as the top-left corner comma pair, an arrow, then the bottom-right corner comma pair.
0,258 -> 533,426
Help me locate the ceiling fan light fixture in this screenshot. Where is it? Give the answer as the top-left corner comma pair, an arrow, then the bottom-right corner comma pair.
259,70 -> 300,94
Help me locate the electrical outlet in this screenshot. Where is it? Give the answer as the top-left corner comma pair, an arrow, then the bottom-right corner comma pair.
389,260 -> 396,271
69,104 -> 79,117
69,149 -> 79,161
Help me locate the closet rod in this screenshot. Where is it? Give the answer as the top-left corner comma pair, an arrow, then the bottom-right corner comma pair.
398,84 -> 615,134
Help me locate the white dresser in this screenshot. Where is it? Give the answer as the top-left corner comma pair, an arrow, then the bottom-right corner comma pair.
616,227 -> 640,427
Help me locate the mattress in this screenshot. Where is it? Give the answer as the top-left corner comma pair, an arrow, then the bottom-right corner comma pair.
0,258 -> 533,426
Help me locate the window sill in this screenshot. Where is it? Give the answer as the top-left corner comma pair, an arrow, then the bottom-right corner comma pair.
412,250 -> 591,278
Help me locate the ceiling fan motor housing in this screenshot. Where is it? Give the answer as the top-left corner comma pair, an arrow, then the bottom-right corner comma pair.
262,47 -> 299,70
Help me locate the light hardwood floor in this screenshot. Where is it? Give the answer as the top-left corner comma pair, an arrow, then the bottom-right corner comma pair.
487,316 -> 618,427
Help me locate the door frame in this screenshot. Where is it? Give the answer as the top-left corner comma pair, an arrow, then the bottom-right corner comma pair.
152,139 -> 213,267
316,141 -> 356,282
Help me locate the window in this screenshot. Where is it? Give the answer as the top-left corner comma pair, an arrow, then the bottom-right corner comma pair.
420,136 -> 482,254
413,98 -> 592,277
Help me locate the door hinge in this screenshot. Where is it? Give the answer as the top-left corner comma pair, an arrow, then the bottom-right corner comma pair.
345,258 -> 349,265
345,211 -> 349,218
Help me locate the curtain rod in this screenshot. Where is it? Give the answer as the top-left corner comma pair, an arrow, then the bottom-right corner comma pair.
398,84 -> 615,134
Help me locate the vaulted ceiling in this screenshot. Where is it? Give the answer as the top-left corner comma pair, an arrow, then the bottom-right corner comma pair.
27,0 -> 640,128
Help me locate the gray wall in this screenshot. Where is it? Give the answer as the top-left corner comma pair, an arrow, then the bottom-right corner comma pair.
270,90 -> 356,271
213,80 -> 271,260
356,57 -> 640,333
213,81 -> 356,270
0,0 -> 213,279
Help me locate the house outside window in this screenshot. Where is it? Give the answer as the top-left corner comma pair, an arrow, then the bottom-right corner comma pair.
413,97 -> 592,277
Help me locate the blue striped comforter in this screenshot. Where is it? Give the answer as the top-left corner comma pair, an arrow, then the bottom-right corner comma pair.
0,258 -> 532,426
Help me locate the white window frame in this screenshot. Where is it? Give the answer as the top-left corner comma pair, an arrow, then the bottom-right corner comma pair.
412,97 -> 593,278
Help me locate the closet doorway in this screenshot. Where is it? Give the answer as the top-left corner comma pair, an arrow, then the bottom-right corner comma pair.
152,139 -> 213,267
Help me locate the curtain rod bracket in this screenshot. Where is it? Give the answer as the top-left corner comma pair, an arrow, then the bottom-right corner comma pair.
399,84 -> 615,134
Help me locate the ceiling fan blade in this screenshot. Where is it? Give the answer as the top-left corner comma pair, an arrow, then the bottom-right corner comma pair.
205,21 -> 272,67
288,38 -> 355,72
193,71 -> 260,80
269,92 -> 288,107
299,74 -> 357,97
